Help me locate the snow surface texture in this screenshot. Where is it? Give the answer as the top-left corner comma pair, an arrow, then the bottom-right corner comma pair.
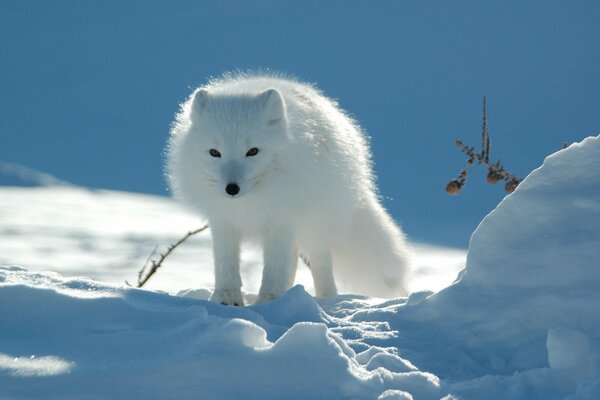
1,135 -> 599,399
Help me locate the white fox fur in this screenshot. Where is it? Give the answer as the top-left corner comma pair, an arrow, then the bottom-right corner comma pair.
167,73 -> 410,305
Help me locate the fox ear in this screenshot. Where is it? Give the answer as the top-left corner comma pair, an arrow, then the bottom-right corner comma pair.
192,89 -> 210,113
258,88 -> 286,125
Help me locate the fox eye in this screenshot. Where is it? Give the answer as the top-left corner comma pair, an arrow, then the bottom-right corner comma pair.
209,149 -> 221,158
246,147 -> 259,157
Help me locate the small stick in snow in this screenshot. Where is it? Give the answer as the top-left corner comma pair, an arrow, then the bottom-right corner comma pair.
446,97 -> 522,195
128,225 -> 209,288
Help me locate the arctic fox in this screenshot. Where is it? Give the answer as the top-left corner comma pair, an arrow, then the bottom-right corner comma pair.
167,74 -> 410,305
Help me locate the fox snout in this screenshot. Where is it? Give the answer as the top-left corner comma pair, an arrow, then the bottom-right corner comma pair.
225,183 -> 240,196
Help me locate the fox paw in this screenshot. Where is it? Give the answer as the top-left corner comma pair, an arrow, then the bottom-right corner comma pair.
210,289 -> 245,306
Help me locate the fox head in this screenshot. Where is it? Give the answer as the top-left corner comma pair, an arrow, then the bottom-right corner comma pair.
184,87 -> 290,198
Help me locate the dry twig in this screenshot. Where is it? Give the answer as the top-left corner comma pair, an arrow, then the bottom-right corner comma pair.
446,97 -> 522,195
128,225 -> 209,288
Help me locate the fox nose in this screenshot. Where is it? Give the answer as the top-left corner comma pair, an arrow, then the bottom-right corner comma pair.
225,183 -> 240,196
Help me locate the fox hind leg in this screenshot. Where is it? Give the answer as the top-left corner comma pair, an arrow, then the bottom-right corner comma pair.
304,250 -> 338,297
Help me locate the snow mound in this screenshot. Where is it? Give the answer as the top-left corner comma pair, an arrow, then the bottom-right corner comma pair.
465,135 -> 600,290
0,267 -> 445,400
407,135 -> 599,398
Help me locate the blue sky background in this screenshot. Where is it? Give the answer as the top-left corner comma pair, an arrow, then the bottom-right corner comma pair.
1,0 -> 599,247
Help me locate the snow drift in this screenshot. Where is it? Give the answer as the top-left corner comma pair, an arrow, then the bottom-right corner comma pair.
1,135 -> 599,399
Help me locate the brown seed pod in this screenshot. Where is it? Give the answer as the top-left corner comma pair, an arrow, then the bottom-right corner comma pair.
446,180 -> 462,195
505,179 -> 520,193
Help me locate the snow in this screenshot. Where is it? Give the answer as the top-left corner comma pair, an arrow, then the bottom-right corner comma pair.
1,134 -> 599,399
546,327 -> 591,373
464,136 -> 600,291
0,267 -> 445,399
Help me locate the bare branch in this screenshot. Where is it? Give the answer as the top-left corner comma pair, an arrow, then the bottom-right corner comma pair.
446,97 -> 522,195
138,245 -> 158,284
134,225 -> 209,288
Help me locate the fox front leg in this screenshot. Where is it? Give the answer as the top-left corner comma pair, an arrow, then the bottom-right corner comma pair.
256,226 -> 297,304
209,223 -> 245,306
